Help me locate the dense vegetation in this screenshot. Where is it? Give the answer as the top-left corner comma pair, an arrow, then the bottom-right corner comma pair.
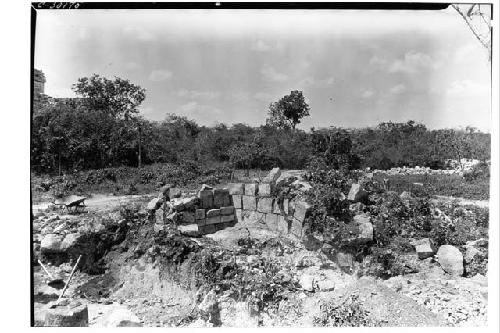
31,75 -> 490,175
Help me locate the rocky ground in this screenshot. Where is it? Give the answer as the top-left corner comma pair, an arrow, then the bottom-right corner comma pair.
32,181 -> 489,327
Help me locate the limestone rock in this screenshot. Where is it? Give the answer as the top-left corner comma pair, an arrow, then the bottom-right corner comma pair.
60,233 -> 79,250
99,308 -> 142,327
437,245 -> 464,277
43,301 -> 88,327
299,274 -> 315,292
347,183 -> 368,202
41,234 -> 63,253
147,198 -> 162,211
410,238 -> 435,259
198,190 -> 214,209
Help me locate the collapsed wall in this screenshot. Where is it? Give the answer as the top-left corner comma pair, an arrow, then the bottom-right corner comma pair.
148,168 -> 311,239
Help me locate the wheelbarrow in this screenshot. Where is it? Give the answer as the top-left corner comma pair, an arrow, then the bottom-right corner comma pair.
53,195 -> 87,214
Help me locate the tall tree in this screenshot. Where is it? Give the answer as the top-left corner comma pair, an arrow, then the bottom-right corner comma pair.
266,90 -> 310,130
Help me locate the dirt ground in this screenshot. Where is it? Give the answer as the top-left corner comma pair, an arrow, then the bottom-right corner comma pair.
32,190 -> 488,327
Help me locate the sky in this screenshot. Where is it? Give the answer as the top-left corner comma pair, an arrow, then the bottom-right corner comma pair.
35,7 -> 492,132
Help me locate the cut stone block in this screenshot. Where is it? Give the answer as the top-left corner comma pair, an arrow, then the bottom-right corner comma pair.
276,214 -> 289,233
290,219 -> 304,238
213,188 -> 231,208
265,213 -> 279,230
235,208 -> 243,222
195,209 -> 205,220
244,183 -> 258,196
231,195 -> 242,209
206,215 -> 221,225
242,195 -> 257,211
206,209 -> 220,217
198,190 -> 214,209
292,200 -> 311,222
178,224 -> 199,237
181,211 -> 195,224
228,183 -> 245,195
262,167 -> 281,184
221,214 -> 235,223
258,183 -> 272,196
257,197 -> 274,213
242,210 -> 265,224
411,238 -> 436,259
220,206 -> 235,215
197,218 -> 206,226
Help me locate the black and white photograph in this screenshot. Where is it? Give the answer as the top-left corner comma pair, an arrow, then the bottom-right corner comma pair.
24,1 -> 499,328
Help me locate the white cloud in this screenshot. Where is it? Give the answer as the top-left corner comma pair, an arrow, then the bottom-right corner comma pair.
296,76 -> 316,87
174,89 -> 220,100
388,51 -> 437,74
254,92 -> 275,102
177,101 -> 222,125
361,89 -> 374,99
124,62 -> 141,71
390,84 -> 406,94
446,80 -> 489,97
229,91 -> 250,103
148,69 -> 173,81
261,64 -> 288,82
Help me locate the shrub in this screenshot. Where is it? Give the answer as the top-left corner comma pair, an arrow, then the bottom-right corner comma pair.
313,294 -> 380,327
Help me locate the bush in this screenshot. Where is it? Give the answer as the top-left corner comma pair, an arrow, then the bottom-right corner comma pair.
313,294 -> 380,327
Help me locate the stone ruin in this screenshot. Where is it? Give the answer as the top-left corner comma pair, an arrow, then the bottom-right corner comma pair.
147,168 -> 311,238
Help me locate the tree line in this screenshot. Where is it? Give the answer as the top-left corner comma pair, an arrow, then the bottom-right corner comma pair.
31,75 -> 490,175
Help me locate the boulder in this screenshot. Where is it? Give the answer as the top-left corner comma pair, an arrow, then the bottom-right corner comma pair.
410,238 -> 435,259
43,301 -> 88,327
437,245 -> 464,277
160,184 -> 172,197
347,184 -> 368,202
299,274 -> 315,292
60,233 -> 79,250
147,198 -> 162,211
295,253 -> 322,268
41,234 -> 63,253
